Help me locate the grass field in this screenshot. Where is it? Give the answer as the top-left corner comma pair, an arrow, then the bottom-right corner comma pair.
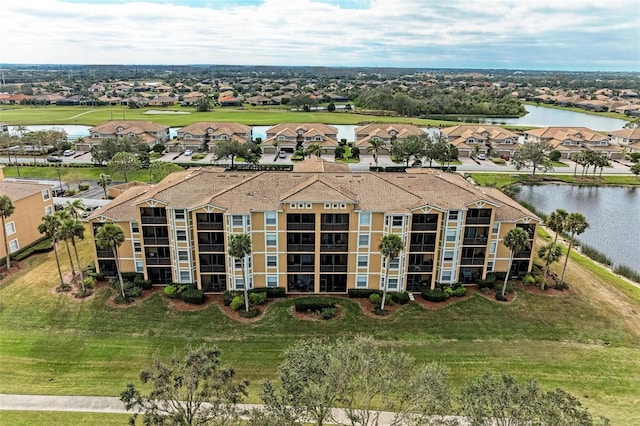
0,411 -> 131,425
0,236 -> 639,425
0,105 -> 457,127
470,172 -> 640,189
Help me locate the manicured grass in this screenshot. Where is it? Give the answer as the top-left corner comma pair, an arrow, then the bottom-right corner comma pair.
2,165 -> 153,183
0,105 -> 457,127
550,161 -> 569,167
0,411 -> 132,425
470,172 -> 640,189
1,238 -> 639,424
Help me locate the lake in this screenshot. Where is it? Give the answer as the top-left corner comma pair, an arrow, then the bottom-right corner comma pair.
516,185 -> 640,274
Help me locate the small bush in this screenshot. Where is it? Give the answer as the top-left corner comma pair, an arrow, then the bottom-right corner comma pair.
56,283 -> 72,293
78,183 -> 90,191
249,291 -> 267,305
383,294 -> 394,306
122,272 -> 143,282
181,288 -> 204,304
65,189 -> 77,196
444,287 -> 454,297
554,281 -> 570,291
452,286 -> 467,297
523,274 -> 536,286
421,288 -> 448,302
389,291 -> 410,304
134,276 -> 152,290
74,288 -> 94,298
579,242 -> 613,266
490,158 -> 506,165
126,285 -> 143,298
349,289 -> 382,298
239,307 -> 260,318
481,287 -> 492,294
294,297 -> 336,312
164,284 -> 179,299
373,307 -> 388,316
230,296 -> 244,311
83,276 -> 95,289
478,274 -> 497,289
249,287 -> 286,299
223,290 -> 235,306
369,293 -> 382,305
322,307 -> 337,320
495,292 -> 508,302
114,295 -> 134,304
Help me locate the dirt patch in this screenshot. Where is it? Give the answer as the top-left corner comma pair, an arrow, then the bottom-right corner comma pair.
413,292 -> 473,310
349,297 -> 402,318
167,294 -> 217,312
212,295 -> 280,323
105,287 -> 160,309
517,282 -> 573,297
289,303 -> 345,321
0,261 -> 24,286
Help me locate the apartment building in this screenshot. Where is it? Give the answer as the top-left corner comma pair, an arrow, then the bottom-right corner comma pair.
79,120 -> 171,151
176,122 -> 252,153
0,166 -> 55,262
88,160 -> 540,293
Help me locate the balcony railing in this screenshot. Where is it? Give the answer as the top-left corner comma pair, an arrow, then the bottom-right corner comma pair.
287,223 -> 315,231
320,264 -> 348,272
96,249 -> 113,258
409,244 -> 436,252
320,223 -> 349,231
143,237 -> 170,246
320,243 -> 348,252
411,223 -> 438,231
200,265 -> 226,273
198,244 -> 225,252
460,257 -> 486,265
197,222 -> 223,230
287,243 -> 315,252
407,263 -> 433,272
463,237 -> 488,245
287,264 -> 315,272
141,216 -> 167,224
465,217 -> 491,225
146,257 -> 171,265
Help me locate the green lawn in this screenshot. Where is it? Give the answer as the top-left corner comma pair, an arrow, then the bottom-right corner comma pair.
471,172 -> 640,189
1,164 -> 152,183
0,411 -> 132,426
1,238 -> 639,424
0,105 -> 457,127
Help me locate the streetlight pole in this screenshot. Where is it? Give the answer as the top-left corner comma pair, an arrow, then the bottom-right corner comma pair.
56,165 -> 63,194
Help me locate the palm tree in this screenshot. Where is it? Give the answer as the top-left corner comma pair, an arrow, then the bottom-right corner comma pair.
379,234 -> 404,310
501,227 -> 531,298
228,233 -> 252,312
559,213 -> 589,286
537,242 -> 563,290
65,199 -> 87,221
271,140 -> 280,160
97,174 -> 112,199
367,139 -> 385,166
38,214 -> 65,289
0,195 -> 16,271
55,210 -> 76,276
95,224 -> 126,298
59,218 -> 86,292
306,142 -> 325,158
545,209 -> 568,244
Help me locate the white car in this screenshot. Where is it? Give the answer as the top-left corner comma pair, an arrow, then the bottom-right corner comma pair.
477,153 -> 486,160
278,150 -> 286,158
184,149 -> 193,156
63,149 -> 75,156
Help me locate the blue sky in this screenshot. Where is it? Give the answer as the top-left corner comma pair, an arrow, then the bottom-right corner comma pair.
1,0 -> 639,71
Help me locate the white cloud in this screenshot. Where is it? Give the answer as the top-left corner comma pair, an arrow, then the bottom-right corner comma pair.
0,0 -> 638,70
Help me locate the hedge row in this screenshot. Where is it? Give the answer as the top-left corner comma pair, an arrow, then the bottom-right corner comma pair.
348,289 -> 410,304
11,237 -> 53,261
294,297 -> 337,312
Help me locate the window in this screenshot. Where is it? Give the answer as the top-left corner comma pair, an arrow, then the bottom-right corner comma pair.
234,258 -> 243,268
267,276 -> 278,287
487,261 -> 494,272
444,250 -> 454,261
9,239 -> 19,253
178,250 -> 188,261
448,211 -> 459,220
134,242 -> 142,253
445,230 -> 456,242
356,275 -> 368,288
441,270 -> 452,282
358,234 -> 369,247
42,189 -> 50,201
392,216 -> 403,227
267,255 -> 277,267
265,211 -> 277,225
45,205 -> 53,215
179,271 -> 191,283
5,222 -> 15,235
176,230 -> 187,241
489,242 -> 497,254
174,209 -> 185,220
135,261 -> 144,273
357,255 -> 368,267
235,277 -> 245,289
232,215 -> 243,227
390,258 -> 399,269
359,212 -> 371,226
387,278 -> 398,290
131,222 -> 139,233
266,234 -> 277,247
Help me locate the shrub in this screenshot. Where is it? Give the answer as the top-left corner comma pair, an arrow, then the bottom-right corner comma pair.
629,152 -> 640,162
444,287 -> 454,297
78,183 -> 90,191
478,274 -> 496,289
579,242 -> 613,266
83,276 -> 96,289
181,288 -> 204,304
152,143 -> 166,153
122,272 -> 143,282
249,287 -> 286,299
495,292 -> 508,302
490,158 -> 506,165
164,284 -> 179,299
134,276 -> 152,290
249,291 -> 267,305
74,288 -> 94,298
503,281 -> 515,294
350,146 -> 360,159
389,291 -> 410,304
383,294 -> 394,306
223,290 -> 235,306
349,289 -> 382,298
191,153 -> 206,160
114,295 -> 134,304
126,285 -> 143,298
294,297 -> 336,312
322,307 -> 337,320
452,286 -> 467,297
239,307 -> 260,318
554,281 -> 570,291
369,293 -> 382,306
230,296 -> 244,311
64,189 -> 76,196
549,150 -> 562,161
56,283 -> 72,293
421,288 -> 448,302
523,274 -> 536,286
613,264 -> 640,283
335,146 -> 345,159
373,307 -> 388,316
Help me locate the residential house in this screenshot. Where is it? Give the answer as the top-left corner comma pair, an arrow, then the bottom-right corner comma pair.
88,160 -> 540,292
175,122 -> 252,152
263,123 -> 339,154
147,95 -> 178,107
218,91 -> 241,106
0,166 -> 55,263
524,127 -> 621,159
81,120 -> 170,151
608,127 -> 640,154
440,125 -> 520,158
181,92 -> 204,107
354,123 -> 425,154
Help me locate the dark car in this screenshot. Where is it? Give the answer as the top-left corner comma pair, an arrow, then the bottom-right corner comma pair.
46,156 -> 62,163
500,154 -> 510,161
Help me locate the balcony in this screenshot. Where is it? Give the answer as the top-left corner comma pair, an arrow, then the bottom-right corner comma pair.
287,243 -> 315,252
320,243 -> 348,252
411,223 -> 437,231
141,216 -> 167,225
197,221 -> 223,230
200,264 -> 226,273
320,222 -> 349,231
146,257 -> 171,265
96,249 -> 113,258
409,244 -> 436,252
460,257 -> 485,266
143,237 -> 170,246
287,264 -> 315,272
408,263 -> 433,272
463,237 -> 488,246
287,223 -> 315,231
465,217 -> 491,225
320,264 -> 348,272
198,244 -> 225,252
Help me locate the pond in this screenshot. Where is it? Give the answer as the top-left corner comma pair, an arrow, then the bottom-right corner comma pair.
516,184 -> 640,274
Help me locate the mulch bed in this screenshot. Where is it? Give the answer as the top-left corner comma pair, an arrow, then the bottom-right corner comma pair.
0,261 -> 24,286
349,297 -> 402,318
212,294 -> 280,323
105,286 -> 160,309
289,303 -> 345,321
471,286 -> 517,303
412,292 -> 473,310
516,282 -> 573,297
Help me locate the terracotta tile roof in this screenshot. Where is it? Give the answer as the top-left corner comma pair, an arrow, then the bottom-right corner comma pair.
0,180 -> 50,202
177,122 -> 251,138
354,123 -> 425,147
292,157 -> 350,172
89,120 -> 169,134
88,184 -> 151,222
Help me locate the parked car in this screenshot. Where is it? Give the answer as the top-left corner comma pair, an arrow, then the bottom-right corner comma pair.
500,154 -> 510,161
278,150 -> 286,158
46,155 -> 62,163
184,149 -> 193,156
477,153 -> 486,160
63,149 -> 75,156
